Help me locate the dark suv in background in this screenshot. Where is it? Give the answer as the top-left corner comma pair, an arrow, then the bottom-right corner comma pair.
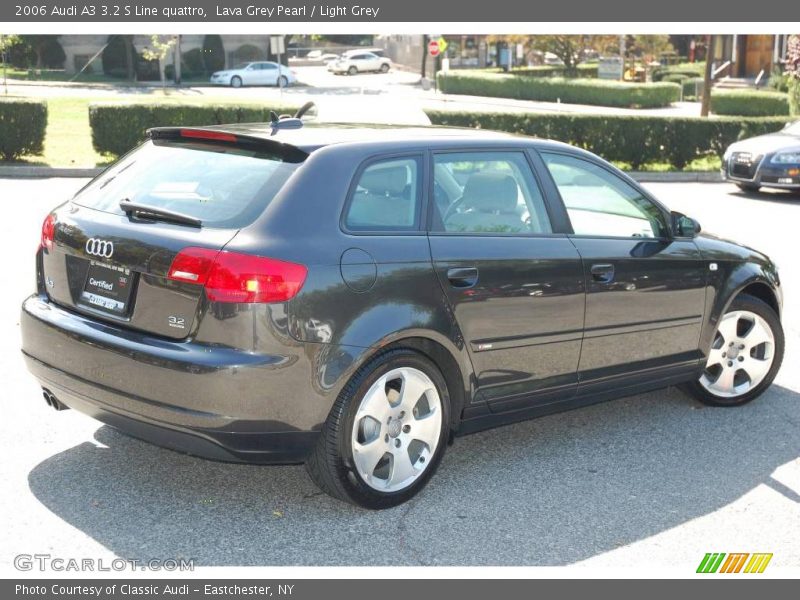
22,120 -> 784,508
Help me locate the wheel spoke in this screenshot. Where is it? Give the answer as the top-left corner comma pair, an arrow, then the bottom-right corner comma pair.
388,449 -> 418,488
706,345 -> 726,368
352,439 -> 386,482
712,366 -> 737,394
357,374 -> 392,423
743,317 -> 773,348
399,370 -> 433,411
411,410 -> 441,447
716,312 -> 740,344
742,357 -> 771,385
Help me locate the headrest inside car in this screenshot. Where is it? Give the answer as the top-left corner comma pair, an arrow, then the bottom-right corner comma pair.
460,172 -> 518,213
359,165 -> 409,197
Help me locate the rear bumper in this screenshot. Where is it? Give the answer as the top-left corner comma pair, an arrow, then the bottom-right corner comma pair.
20,294 -> 320,464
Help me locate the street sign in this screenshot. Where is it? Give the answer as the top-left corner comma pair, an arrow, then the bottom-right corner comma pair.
437,37 -> 448,53
270,35 -> 285,55
428,40 -> 440,57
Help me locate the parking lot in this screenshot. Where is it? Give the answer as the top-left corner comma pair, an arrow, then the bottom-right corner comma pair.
0,180 -> 798,570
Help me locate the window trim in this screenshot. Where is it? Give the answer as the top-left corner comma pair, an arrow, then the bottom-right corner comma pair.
426,147 -> 561,238
536,149 -> 675,242
340,151 -> 427,236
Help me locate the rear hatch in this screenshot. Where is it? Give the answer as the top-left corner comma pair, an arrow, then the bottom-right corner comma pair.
41,129 -> 306,339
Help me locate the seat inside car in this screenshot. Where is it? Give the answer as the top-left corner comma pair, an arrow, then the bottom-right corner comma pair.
348,164 -> 415,228
445,172 -> 526,233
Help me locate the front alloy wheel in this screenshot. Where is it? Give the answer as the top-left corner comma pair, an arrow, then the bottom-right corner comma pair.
700,310 -> 774,398
683,294 -> 783,407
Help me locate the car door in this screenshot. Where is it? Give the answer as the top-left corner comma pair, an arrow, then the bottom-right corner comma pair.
260,62 -> 279,85
428,149 -> 585,413
362,53 -> 381,71
241,63 -> 258,85
538,151 -> 707,394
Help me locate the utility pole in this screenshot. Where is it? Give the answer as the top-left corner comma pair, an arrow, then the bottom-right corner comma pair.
174,35 -> 182,85
701,35 -> 715,117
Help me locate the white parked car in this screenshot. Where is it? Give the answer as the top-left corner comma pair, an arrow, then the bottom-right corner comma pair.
328,52 -> 392,75
209,62 -> 297,88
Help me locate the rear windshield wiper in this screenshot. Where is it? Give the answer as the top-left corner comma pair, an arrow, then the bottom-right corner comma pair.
119,199 -> 202,228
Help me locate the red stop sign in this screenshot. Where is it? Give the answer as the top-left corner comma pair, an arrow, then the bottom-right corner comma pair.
428,40 -> 440,57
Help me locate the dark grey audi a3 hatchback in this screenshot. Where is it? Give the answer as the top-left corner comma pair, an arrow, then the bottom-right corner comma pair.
21,118 -> 784,508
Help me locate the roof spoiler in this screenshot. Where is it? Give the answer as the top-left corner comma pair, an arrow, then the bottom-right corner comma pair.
146,127 -> 308,163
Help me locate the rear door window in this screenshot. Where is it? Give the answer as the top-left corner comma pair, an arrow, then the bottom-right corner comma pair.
431,151 -> 552,235
345,156 -> 422,232
72,139 -> 304,229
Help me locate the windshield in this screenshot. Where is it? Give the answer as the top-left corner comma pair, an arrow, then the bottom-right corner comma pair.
72,140 -> 303,229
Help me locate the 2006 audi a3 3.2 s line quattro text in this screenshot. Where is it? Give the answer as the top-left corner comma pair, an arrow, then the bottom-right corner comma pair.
21,117 -> 784,508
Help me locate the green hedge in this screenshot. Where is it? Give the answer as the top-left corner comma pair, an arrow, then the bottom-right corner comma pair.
424,110 -> 791,169
89,102 -> 299,156
0,99 -> 48,160
436,71 -> 680,108
710,90 -> 790,116
652,62 -> 706,82
480,64 -> 599,78
661,74 -> 704,100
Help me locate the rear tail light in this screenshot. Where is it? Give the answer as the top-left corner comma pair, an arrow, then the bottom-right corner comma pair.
40,214 -> 56,252
168,247 -> 307,303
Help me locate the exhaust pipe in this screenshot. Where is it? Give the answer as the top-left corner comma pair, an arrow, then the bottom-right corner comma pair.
42,388 -> 69,411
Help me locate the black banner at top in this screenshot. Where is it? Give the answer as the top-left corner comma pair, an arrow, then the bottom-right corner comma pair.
1,0 -> 795,22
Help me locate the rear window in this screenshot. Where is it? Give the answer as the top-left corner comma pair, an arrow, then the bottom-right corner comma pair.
72,139 -> 303,229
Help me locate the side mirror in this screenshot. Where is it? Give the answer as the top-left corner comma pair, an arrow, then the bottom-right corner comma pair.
671,211 -> 701,238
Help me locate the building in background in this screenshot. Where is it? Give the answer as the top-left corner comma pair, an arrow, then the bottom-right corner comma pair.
59,35 -> 280,77
713,35 -> 792,79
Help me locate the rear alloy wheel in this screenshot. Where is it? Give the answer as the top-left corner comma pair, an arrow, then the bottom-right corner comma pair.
348,65 -> 358,76
683,294 -> 783,407
230,76 -> 242,88
306,349 -> 450,508
277,75 -> 289,88
380,63 -> 390,73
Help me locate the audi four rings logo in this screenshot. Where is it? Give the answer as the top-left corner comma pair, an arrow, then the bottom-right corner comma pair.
85,238 -> 114,258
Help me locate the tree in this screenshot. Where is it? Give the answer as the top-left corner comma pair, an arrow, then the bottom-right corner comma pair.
18,35 -> 64,68
141,35 -> 177,91
0,34 -> 20,94
627,35 -> 674,63
529,35 -> 618,76
202,35 -> 225,73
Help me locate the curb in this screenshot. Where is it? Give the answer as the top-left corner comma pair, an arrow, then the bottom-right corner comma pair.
0,165 -> 723,182
629,171 -> 722,183
0,166 -> 103,178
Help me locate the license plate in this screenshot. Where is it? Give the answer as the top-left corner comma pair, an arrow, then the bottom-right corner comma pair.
79,261 -> 136,316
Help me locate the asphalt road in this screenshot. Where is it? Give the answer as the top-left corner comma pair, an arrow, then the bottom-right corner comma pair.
0,180 -> 798,570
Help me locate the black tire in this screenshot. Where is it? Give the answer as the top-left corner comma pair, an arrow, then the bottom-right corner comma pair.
230,76 -> 242,88
380,63 -> 390,73
347,65 -> 358,76
736,182 -> 760,193
306,348 -> 451,509
681,294 -> 783,407
277,75 -> 289,88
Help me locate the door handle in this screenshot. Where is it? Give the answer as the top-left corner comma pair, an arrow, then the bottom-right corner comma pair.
447,267 -> 479,288
590,263 -> 615,283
